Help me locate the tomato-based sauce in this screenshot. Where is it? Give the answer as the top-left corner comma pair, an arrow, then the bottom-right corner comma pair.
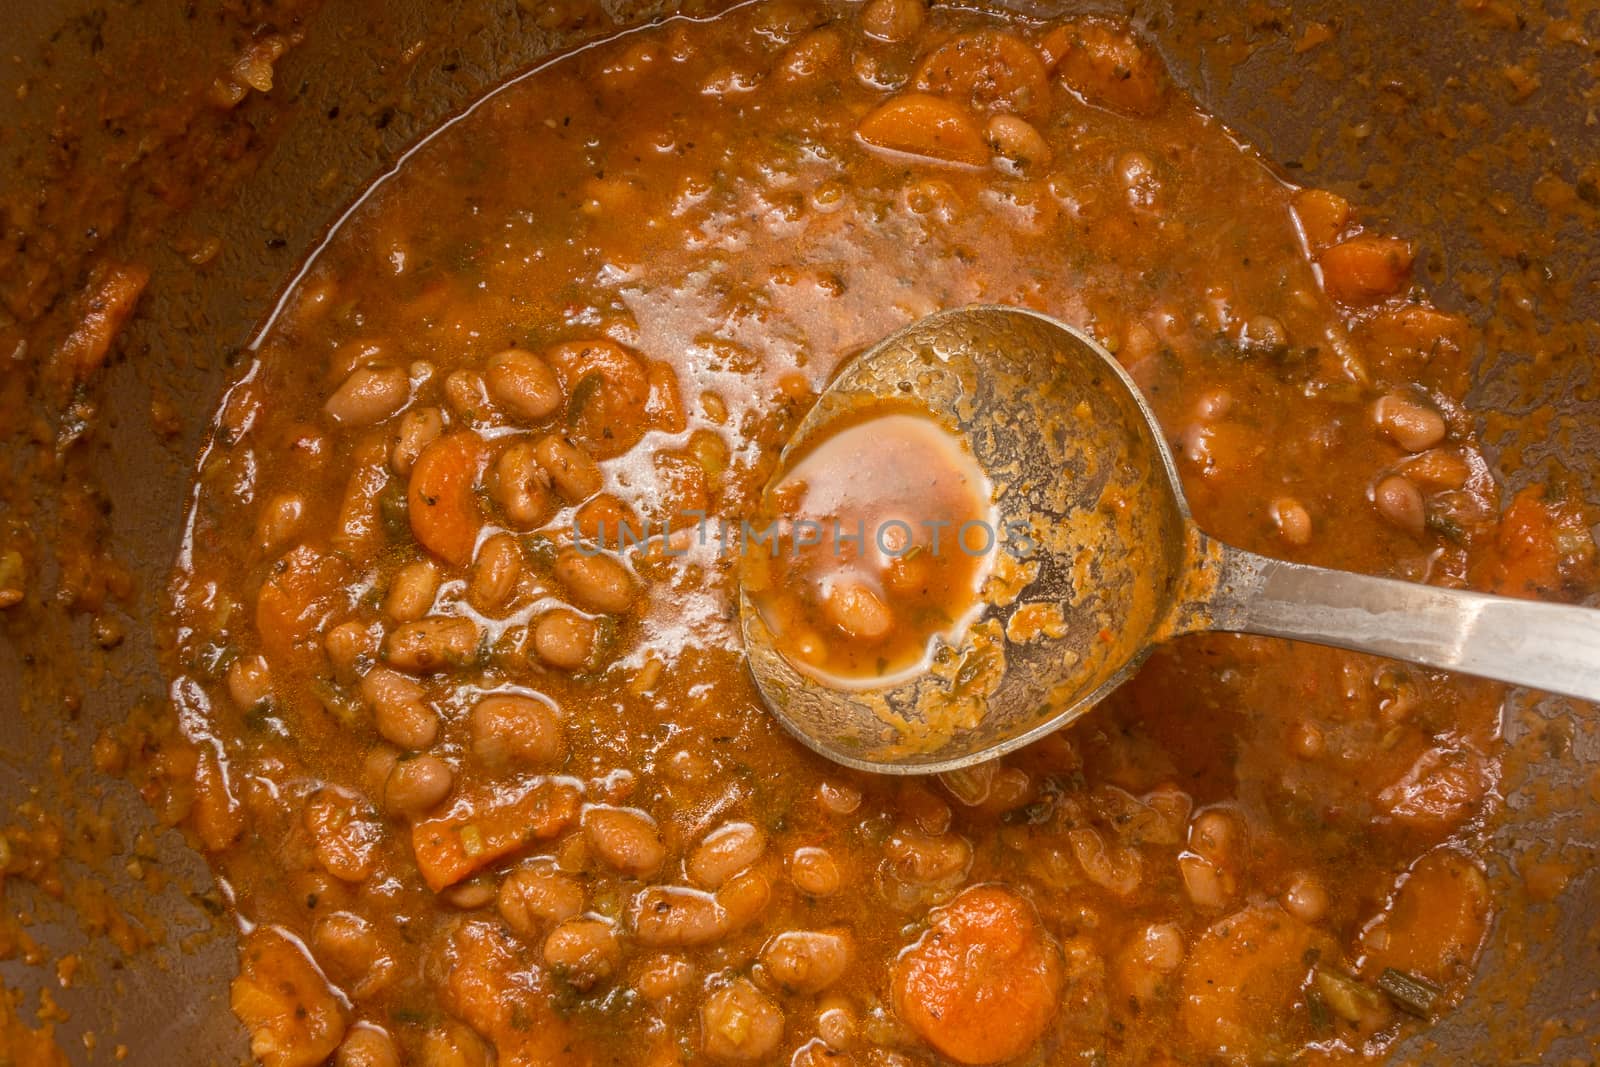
745,410 -> 996,684
156,2 -> 1599,1065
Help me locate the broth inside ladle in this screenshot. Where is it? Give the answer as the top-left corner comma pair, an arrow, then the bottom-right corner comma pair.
742,409 -> 997,688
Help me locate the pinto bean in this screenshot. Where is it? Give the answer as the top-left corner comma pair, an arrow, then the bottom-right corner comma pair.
1290,721 -> 1326,760
815,998 -> 856,1049
543,918 -> 621,990
312,911 -> 381,985
985,114 -> 1051,174
701,978 -> 784,1061
382,616 -> 480,673
497,862 -> 585,935
485,348 -> 564,421
304,789 -> 383,882
491,440 -> 555,528
1373,393 -> 1447,452
255,492 -> 306,553
821,580 -> 892,641
1116,922 -> 1185,1001
533,608 -> 600,671
774,28 -> 844,84
418,1023 -> 491,1067
817,781 -> 862,815
715,868 -> 771,928
1180,853 -> 1235,910
1281,873 -> 1330,923
326,365 -> 409,427
442,877 -> 497,910
1068,826 -> 1142,896
227,654 -> 274,708
391,406 -> 443,477
359,667 -> 440,750
635,954 -> 695,1001
469,693 -> 564,769
688,822 -> 766,889
790,846 -> 842,896
533,434 -> 603,502
554,548 -> 636,614
630,886 -> 730,947
362,746 -> 400,799
467,533 -> 522,612
384,559 -> 439,623
760,929 -> 853,994
326,621 -> 377,682
336,1027 -> 399,1067
791,1039 -> 848,1067
1180,811 -> 1241,910
444,369 -> 490,420
898,781 -> 952,836
332,445 -> 391,564
1375,474 -> 1427,536
1270,497 -> 1313,546
383,755 -> 454,816
860,0 -> 925,41
585,806 -> 666,878
1400,448 -> 1471,491
884,829 -> 971,884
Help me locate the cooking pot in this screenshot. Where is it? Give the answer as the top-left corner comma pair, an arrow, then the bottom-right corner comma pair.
0,0 -> 1594,1061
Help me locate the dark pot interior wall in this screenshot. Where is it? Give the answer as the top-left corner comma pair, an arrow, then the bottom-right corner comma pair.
0,1 -> 1593,1062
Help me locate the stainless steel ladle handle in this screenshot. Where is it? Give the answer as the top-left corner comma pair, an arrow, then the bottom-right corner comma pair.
1198,539 -> 1600,702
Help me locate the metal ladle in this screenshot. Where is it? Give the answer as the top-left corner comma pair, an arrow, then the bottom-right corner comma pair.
739,305 -> 1600,774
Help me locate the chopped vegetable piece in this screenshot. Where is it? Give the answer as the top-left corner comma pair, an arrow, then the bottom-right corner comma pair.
407,432 -> 486,567
1377,967 -> 1442,1017
411,778 -> 581,891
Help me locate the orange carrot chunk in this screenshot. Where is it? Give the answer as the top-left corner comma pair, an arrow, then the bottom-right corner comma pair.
857,93 -> 990,168
407,432 -> 486,567
893,884 -> 1063,1064
1319,234 -> 1414,305
411,777 -> 581,891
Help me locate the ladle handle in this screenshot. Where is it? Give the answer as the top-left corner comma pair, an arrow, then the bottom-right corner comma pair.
1202,541 -> 1600,702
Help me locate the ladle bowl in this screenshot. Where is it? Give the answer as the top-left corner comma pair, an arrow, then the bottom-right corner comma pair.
739,305 -> 1600,773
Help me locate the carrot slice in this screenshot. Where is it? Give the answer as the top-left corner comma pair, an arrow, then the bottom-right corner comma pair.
1360,848 -> 1490,985
858,93 -> 989,168
53,260 -> 150,385
893,885 -> 1062,1064
1291,188 -> 1351,249
1482,484 -> 1598,597
255,544 -> 350,666
331,437 -> 391,564
230,927 -> 347,1067
191,744 -> 244,853
543,339 -> 651,459
1318,234 -> 1414,305
1041,18 -> 1169,116
408,432 -> 486,567
1180,905 -> 1330,1062
913,30 -> 1049,118
411,777 -> 581,891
